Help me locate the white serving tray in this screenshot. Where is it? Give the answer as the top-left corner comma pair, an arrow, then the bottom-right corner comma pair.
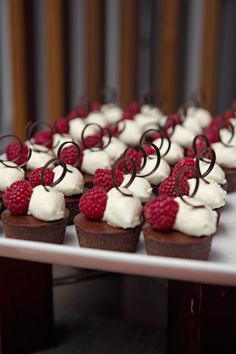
0,193 -> 236,286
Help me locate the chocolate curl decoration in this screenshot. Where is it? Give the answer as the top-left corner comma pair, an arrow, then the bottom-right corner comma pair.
0,134 -> 32,168
40,157 -> 68,192
175,166 -> 204,208
25,121 -> 56,151
140,128 -> 171,157
112,156 -> 136,197
57,141 -> 81,169
195,147 -> 216,183
217,121 -> 234,147
105,119 -> 126,137
81,123 -> 111,151
137,143 -> 161,178
192,134 -> 210,156
164,115 -> 178,137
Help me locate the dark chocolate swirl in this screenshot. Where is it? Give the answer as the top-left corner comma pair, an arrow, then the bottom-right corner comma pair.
40,157 -> 68,191
217,121 -> 234,147
57,141 -> 81,169
195,147 -> 216,183
81,123 -> 111,151
25,121 -> 56,151
112,156 -> 136,197
0,134 -> 32,168
140,128 -> 171,157
192,134 -> 210,156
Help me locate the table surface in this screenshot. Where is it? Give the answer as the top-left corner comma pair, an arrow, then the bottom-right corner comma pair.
0,192 -> 236,286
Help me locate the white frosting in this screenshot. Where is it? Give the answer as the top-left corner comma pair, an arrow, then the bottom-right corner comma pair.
188,178 -> 226,209
152,137 -> 184,165
140,156 -> 170,185
85,111 -> 107,127
219,128 -> 236,147
0,162 -> 24,192
69,118 -> 97,142
141,104 -> 162,118
102,187 -> 142,228
102,104 -> 123,124
118,120 -> 143,146
198,160 -> 226,184
26,144 -> 52,170
170,125 -> 195,147
187,107 -> 211,128
121,174 -> 153,202
212,142 -> 236,168
81,149 -> 112,175
173,197 -> 217,237
52,134 -> 74,155
103,136 -> 127,161
183,115 -> 202,134
28,185 -> 65,221
53,164 -> 84,196
134,113 -> 160,132
230,118 -> 236,127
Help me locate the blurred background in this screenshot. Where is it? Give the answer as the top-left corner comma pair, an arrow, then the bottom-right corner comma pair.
0,0 -> 236,138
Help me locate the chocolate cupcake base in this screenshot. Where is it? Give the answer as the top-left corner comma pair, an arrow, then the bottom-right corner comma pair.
1,209 -> 69,244
143,223 -> 213,260
74,213 -> 141,252
224,168 -> 236,193
65,194 -> 82,225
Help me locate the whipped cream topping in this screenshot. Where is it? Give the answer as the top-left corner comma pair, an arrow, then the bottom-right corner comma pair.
170,124 -> 195,147
26,144 -> 52,170
52,134 -> 74,155
183,115 -> 202,134
134,113 -> 160,132
188,178 -> 226,209
140,156 -> 170,185
102,187 -> 142,228
152,137 -> 184,165
85,111 -> 107,128
102,104 -> 123,124
141,104 -> 162,118
118,120 -> 143,146
102,136 -> 127,161
53,164 -> 84,196
69,118 -> 97,142
81,149 -> 112,175
198,159 -> 226,184
121,174 -> 153,202
173,196 -> 217,237
28,185 -> 65,221
219,128 -> 236,147
212,142 -> 236,168
187,107 -> 212,128
0,161 -> 24,192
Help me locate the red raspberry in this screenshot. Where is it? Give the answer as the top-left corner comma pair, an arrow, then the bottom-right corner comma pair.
28,167 -> 54,188
79,187 -> 107,220
122,109 -> 135,120
6,141 -> 29,166
203,126 -> 219,144
3,180 -> 33,215
90,101 -> 101,111
34,130 -> 53,148
166,114 -> 182,129
143,145 -> 155,156
93,169 -> 124,192
60,145 -> 83,169
144,196 -> 179,231
129,101 -> 141,114
67,108 -> 88,121
81,135 -> 103,149
117,149 -> 142,173
105,123 -> 120,137
186,136 -> 210,158
158,175 -> 189,198
55,117 -> 69,134
172,157 -> 196,179
224,109 -> 235,121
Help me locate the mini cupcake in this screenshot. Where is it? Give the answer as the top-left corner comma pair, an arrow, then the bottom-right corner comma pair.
2,180 -> 69,243
74,173 -> 143,252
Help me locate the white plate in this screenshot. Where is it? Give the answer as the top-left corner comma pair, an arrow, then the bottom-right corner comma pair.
0,193 -> 236,286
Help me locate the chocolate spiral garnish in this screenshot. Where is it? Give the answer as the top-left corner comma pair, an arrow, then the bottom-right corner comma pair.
163,115 -> 178,137
105,119 -> 126,137
192,134 -> 210,156
0,134 -> 32,168
140,128 -> 171,158
175,166 -> 204,208
81,123 -> 111,151
40,157 -> 69,191
57,141 -> 81,169
217,121 -> 234,146
137,143 -> 161,178
25,121 -> 56,151
112,156 -> 137,197
195,147 -> 216,183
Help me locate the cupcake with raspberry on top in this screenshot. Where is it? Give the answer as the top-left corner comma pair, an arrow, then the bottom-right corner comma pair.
74,158 -> 143,252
